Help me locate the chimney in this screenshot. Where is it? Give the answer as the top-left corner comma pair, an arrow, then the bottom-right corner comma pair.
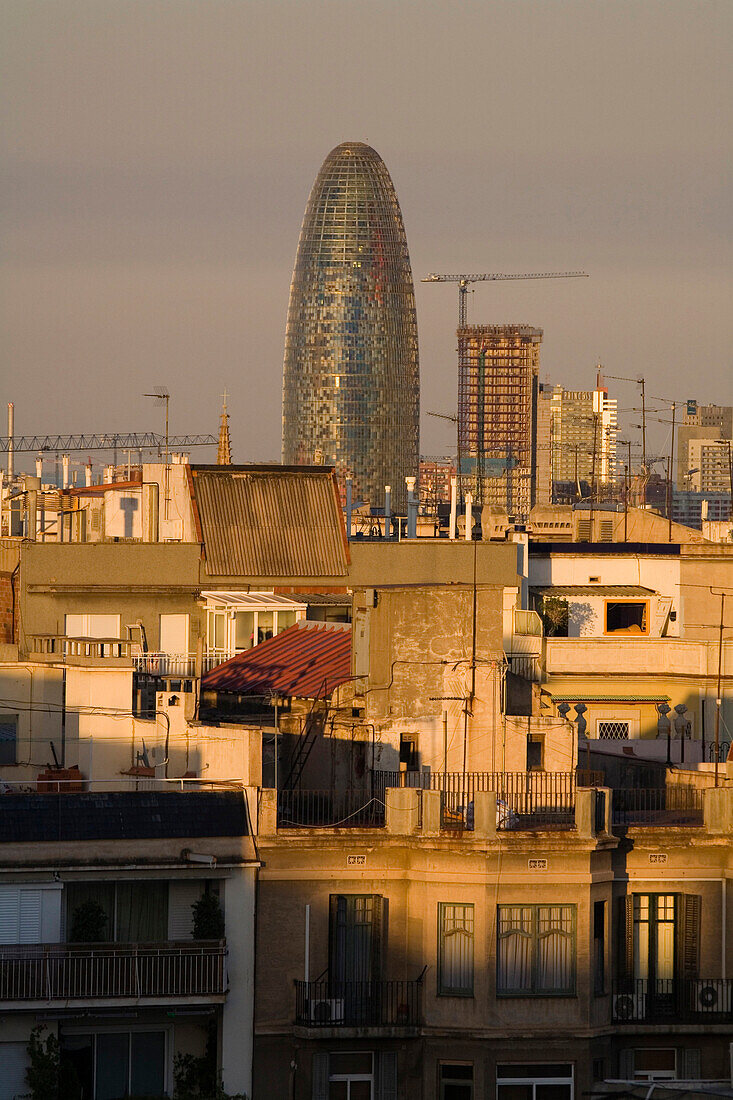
464,491 -> 473,541
62,454 -> 70,489
384,485 -> 391,539
104,465 -> 114,484
449,476 -> 457,540
85,461 -> 93,487
406,476 -> 417,539
7,403 -> 14,480
35,454 -> 43,481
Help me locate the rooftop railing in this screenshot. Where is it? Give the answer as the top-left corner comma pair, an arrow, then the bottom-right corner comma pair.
611,786 -> 704,827
0,941 -> 226,1002
294,978 -> 422,1029
26,634 -> 132,659
277,789 -> 385,829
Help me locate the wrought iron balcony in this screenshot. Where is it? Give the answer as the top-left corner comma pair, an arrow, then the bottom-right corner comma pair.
277,790 -> 385,828
612,979 -> 733,1023
611,787 -> 704,828
295,979 -> 422,1029
0,941 -> 226,1003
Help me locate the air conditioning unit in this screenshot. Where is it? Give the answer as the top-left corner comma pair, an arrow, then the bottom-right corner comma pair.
693,981 -> 732,1013
308,998 -> 345,1025
613,992 -> 646,1021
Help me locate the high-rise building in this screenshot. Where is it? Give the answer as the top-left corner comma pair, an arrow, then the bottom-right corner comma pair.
676,402 -> 733,491
282,142 -> 419,510
457,324 -> 542,514
536,379 -> 617,502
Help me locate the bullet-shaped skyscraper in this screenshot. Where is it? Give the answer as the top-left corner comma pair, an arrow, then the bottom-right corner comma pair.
282,142 -> 419,509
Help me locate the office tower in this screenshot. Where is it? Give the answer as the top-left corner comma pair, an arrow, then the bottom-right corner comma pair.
457,324 -> 542,514
537,379 -> 617,501
676,402 -> 733,492
282,142 -> 419,510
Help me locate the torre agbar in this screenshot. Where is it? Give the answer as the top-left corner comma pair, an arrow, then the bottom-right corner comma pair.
282,142 -> 420,510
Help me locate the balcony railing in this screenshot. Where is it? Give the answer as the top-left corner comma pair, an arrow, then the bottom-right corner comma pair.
26,634 -> 132,659
611,787 -> 704,827
295,979 -> 422,1028
0,941 -> 226,1001
277,790 -> 385,828
612,979 -> 733,1023
133,652 -> 197,677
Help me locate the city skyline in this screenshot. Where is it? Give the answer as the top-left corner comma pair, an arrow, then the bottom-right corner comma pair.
2,0 -> 731,467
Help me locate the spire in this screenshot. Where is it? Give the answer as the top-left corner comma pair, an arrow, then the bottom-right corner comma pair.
217,391 -> 232,465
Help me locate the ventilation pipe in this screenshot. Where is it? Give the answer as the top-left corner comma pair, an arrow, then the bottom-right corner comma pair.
464,491 -> 473,541
62,454 -> 70,489
7,403 -> 14,480
449,476 -> 457,540
345,478 -> 352,539
405,476 -> 417,539
384,485 -> 391,539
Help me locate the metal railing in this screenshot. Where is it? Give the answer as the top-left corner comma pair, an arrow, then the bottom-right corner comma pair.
612,979 -> 733,1022
611,786 -> 704,827
0,941 -> 226,1001
705,741 -> 731,763
294,979 -> 422,1028
277,789 -> 385,828
375,771 -> 587,832
132,652 -> 197,677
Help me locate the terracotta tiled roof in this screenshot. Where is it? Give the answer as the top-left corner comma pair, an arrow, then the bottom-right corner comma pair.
202,621 -> 352,699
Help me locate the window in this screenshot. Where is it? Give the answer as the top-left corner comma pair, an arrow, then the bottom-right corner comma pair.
64,614 -> 121,639
0,714 -> 18,765
597,721 -> 630,740
330,895 -> 385,984
593,901 -> 606,995
496,1063 -> 573,1100
440,1063 -> 473,1099
633,1049 -> 677,1081
66,882 -> 168,943
618,893 -> 700,986
60,1030 -> 166,1099
399,733 -> 419,771
328,1052 -> 373,1100
438,903 -> 474,996
605,601 -> 648,635
527,736 -> 544,771
497,905 -> 576,995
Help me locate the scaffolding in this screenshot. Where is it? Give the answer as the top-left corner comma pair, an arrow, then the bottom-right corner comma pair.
458,324 -> 542,513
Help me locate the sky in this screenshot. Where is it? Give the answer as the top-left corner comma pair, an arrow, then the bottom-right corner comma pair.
2,0 -> 731,471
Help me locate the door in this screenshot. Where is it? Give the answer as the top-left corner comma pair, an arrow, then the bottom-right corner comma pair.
329,895 -> 385,1025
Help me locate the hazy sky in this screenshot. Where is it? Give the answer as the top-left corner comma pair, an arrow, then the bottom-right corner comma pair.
2,0 -> 731,470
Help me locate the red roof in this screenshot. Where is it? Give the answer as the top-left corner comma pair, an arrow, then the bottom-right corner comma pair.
202,621 -> 352,699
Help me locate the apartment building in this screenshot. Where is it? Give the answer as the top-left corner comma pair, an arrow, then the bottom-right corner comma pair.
0,789 -> 258,1099
252,779 -> 733,1100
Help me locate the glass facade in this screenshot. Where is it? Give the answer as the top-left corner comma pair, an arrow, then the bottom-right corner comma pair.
282,142 -> 419,510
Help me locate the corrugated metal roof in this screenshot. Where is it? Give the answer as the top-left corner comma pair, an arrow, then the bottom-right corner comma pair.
203,621 -> 352,699
532,585 -> 655,597
190,466 -> 349,578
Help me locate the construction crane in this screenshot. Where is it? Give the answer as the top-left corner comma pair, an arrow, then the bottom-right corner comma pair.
0,432 -> 217,455
422,271 -> 589,328
423,271 -> 588,506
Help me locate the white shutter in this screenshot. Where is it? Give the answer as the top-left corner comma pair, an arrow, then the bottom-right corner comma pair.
0,1042 -> 29,1100
88,614 -> 120,639
65,614 -> 85,637
19,890 -> 43,944
160,614 -> 189,655
40,887 -> 62,943
0,890 -> 19,943
168,881 -> 202,940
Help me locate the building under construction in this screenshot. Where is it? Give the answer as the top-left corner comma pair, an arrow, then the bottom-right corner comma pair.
458,324 -> 542,513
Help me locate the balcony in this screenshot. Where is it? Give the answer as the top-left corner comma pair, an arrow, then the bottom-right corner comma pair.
277,789 -> 385,828
612,979 -> 733,1023
26,634 -> 132,661
294,978 -> 422,1031
0,941 -> 226,1006
611,786 -> 704,828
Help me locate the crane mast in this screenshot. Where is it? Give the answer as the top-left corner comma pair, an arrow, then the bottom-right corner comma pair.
422,270 -> 588,505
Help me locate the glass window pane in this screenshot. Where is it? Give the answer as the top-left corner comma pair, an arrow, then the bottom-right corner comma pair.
276,610 -> 297,633
536,1086 -> 572,1100
116,882 -> 168,942
351,1084 -> 372,1100
498,1087 -> 533,1100
130,1032 -> 166,1095
66,883 -> 115,942
257,611 -> 274,643
235,611 -> 255,650
95,1033 -> 129,1100
329,1084 -> 348,1100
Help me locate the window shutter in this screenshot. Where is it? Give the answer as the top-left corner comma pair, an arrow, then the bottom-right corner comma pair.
0,890 -> 19,943
618,1049 -> 634,1079
679,1048 -> 701,1080
0,1042 -> 29,1100
311,1052 -> 329,1100
617,896 -> 633,980
19,890 -> 43,943
376,1051 -> 398,1100
168,881 -> 202,940
371,895 -> 385,981
678,895 -> 701,980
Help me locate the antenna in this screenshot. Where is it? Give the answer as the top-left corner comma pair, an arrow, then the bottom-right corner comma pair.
143,388 -> 170,465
